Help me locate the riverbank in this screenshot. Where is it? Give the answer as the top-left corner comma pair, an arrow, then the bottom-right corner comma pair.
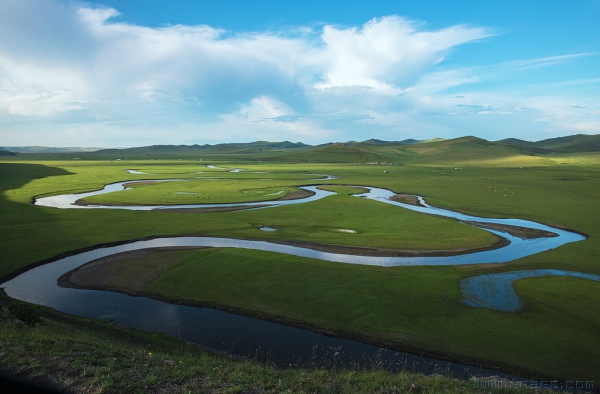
1,291 -> 554,394
266,235 -> 509,257
52,246 -> 560,383
391,194 -> 424,207
464,221 -> 559,239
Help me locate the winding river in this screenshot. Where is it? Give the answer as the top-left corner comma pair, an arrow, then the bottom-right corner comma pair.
1,173 -> 592,380
32,179 -> 585,266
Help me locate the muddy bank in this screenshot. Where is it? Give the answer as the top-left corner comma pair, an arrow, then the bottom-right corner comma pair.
268,237 -> 508,257
57,247 -> 207,293
390,194 -> 424,207
122,181 -> 165,187
156,205 -> 269,213
277,188 -> 316,201
465,221 -> 559,239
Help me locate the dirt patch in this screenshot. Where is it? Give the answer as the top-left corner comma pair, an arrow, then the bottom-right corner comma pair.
267,237 -> 508,257
390,194 -> 424,207
58,247 -> 208,293
122,181 -> 164,187
73,199 -> 153,207
457,263 -> 506,273
464,221 -> 559,239
316,185 -> 369,195
276,188 -> 315,201
73,199 -> 98,206
156,205 -> 269,213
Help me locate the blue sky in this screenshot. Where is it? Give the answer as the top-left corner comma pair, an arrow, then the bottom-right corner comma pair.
1,0 -> 599,147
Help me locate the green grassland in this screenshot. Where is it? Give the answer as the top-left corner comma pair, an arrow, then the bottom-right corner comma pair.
1,144 -> 600,385
79,179 -> 498,251
83,179 -> 305,205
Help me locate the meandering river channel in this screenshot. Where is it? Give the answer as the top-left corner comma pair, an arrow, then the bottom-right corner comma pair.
1,173 -> 591,380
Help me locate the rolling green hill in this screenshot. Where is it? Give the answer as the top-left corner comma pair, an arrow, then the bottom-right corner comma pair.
2,146 -> 101,153
271,143 -> 386,163
89,141 -> 310,158
535,134 -> 600,153
0,147 -> 16,156
496,134 -> 600,153
349,138 -> 423,146
278,134 -> 599,165
402,136 -> 521,164
30,133 -> 599,165
274,136 -> 542,165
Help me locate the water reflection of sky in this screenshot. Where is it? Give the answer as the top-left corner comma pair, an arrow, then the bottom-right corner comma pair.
460,269 -> 600,311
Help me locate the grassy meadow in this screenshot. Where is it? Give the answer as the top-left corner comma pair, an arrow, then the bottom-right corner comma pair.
1,145 -> 600,387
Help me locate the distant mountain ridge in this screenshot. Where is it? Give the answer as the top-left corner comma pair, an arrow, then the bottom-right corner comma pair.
0,147 -> 17,156
4,133 -> 599,164
496,134 -> 600,153
2,146 -> 104,153
90,141 -> 309,156
349,138 -> 423,146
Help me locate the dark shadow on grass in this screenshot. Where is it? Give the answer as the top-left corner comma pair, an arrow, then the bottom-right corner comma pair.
0,163 -> 74,280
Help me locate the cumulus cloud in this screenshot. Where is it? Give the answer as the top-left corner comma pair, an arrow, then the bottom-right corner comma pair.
569,122 -> 600,133
0,0 -> 315,119
217,96 -> 336,140
315,16 -> 490,93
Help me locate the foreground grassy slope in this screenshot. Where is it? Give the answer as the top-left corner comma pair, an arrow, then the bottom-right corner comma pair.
3,294 -> 528,394
1,155 -> 600,383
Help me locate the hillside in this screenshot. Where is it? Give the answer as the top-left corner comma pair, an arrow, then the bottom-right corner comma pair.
496,134 -> 600,153
349,138 -> 423,146
3,146 -> 102,153
272,143 -> 389,163
0,147 -> 16,156
90,141 -> 309,158
274,136 -> 536,165
21,133 -> 599,164
402,136 -> 521,164
281,134 -> 600,165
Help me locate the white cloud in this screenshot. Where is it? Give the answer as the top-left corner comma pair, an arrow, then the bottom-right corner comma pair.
569,122 -> 600,133
0,0 -> 597,146
218,96 -> 336,140
315,16 -> 490,93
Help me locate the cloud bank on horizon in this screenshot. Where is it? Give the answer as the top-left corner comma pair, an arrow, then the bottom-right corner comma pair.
0,0 -> 599,147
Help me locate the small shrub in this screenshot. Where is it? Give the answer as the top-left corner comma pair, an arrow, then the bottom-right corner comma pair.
9,301 -> 43,326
